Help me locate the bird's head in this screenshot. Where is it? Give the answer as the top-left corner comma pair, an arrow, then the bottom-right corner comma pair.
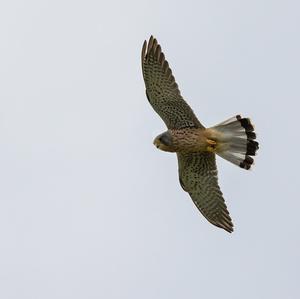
153,131 -> 175,152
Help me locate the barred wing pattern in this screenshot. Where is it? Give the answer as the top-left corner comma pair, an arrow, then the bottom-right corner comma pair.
177,152 -> 234,233
141,36 -> 204,129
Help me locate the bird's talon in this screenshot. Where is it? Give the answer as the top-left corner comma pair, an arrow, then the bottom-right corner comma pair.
206,139 -> 217,152
207,145 -> 215,153
207,139 -> 217,146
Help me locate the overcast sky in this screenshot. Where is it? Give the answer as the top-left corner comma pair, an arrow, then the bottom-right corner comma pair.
0,1 -> 299,298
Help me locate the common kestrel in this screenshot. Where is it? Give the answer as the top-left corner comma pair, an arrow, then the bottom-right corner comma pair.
141,36 -> 259,233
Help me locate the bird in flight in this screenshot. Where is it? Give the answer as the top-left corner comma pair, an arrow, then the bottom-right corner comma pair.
141,36 -> 259,233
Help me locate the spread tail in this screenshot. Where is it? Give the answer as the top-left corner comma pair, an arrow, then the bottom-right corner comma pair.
210,115 -> 259,170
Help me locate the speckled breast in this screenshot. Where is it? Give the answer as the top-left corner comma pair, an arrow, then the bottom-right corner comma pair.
170,128 -> 208,153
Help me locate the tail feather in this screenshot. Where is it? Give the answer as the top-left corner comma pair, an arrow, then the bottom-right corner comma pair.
211,115 -> 259,170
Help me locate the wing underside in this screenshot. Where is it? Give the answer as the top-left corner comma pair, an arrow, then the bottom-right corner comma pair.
177,152 -> 234,233
141,36 -> 204,130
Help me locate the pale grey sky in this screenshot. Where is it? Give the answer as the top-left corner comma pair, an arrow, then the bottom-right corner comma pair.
0,1 -> 299,298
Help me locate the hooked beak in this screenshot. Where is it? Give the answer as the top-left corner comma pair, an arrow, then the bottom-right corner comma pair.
153,139 -> 160,148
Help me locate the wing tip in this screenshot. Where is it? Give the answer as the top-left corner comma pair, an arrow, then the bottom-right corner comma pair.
214,221 -> 234,233
224,226 -> 234,233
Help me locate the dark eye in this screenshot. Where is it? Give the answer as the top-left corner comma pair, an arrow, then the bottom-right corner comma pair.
159,134 -> 171,146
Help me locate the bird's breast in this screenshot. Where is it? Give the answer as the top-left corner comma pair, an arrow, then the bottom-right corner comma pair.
170,128 -> 208,153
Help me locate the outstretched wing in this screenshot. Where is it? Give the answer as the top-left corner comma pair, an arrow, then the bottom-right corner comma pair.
141,36 -> 204,130
177,152 -> 234,233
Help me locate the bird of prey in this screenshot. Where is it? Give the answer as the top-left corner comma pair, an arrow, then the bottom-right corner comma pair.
141,36 -> 259,233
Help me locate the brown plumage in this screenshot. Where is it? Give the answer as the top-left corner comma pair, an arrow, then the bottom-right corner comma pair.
142,36 -> 259,233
